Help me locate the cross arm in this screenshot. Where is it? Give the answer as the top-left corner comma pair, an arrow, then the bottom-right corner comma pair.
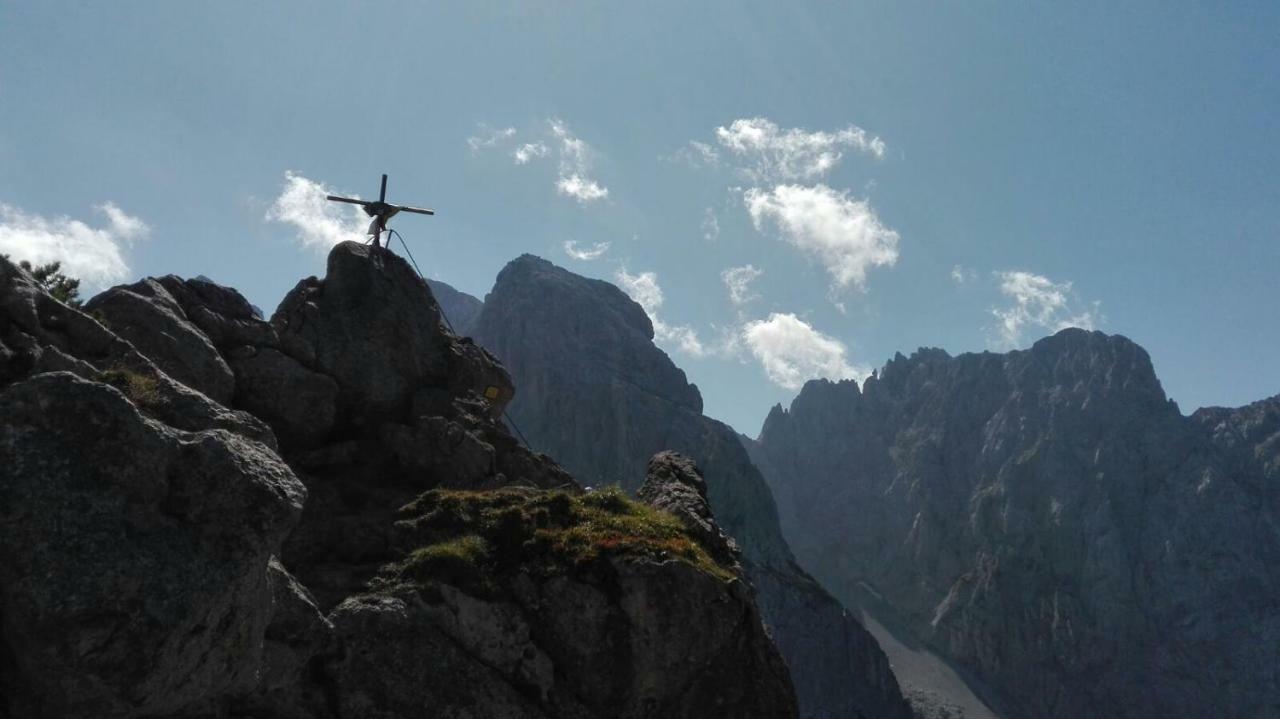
325,195 -> 371,206
394,205 -> 435,216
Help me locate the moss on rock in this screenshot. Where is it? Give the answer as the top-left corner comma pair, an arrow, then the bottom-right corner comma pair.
382,486 -> 735,596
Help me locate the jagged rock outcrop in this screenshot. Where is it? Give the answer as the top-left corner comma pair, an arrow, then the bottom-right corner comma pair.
0,246 -> 799,717
752,328 -> 1280,718
0,255 -> 307,718
426,277 -> 484,336
0,259 -> 274,447
84,278 -> 237,403
297,455 -> 797,719
472,254 -> 911,719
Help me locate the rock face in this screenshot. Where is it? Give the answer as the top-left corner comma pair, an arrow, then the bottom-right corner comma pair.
84,278 -> 237,403
472,254 -> 911,719
426,277 -> 484,336
0,257 -> 306,717
1,247 -> 798,717
306,455 -> 796,719
752,329 -> 1280,718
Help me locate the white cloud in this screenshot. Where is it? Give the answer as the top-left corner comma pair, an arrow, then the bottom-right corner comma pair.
745,184 -> 899,292
715,117 -> 886,182
614,268 -> 706,357
671,140 -> 721,169
701,207 -> 720,242
741,312 -> 869,390
722,264 -> 763,306
951,264 -> 978,284
556,175 -> 609,202
550,119 -> 609,203
513,142 -> 549,164
469,118 -> 610,203
466,125 -> 516,150
563,239 -> 610,261
0,201 -> 148,291
990,270 -> 1100,349
266,171 -> 370,250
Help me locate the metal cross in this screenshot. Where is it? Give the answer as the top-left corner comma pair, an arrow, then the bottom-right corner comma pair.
326,174 -> 434,249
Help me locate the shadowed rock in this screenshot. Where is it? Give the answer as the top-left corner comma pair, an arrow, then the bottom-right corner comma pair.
471,254 -> 913,719
84,278 -> 236,403
0,372 -> 305,718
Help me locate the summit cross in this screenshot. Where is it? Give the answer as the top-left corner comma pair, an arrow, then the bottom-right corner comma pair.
325,174 -> 434,249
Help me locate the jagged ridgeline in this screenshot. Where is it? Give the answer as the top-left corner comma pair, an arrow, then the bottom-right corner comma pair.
0,245 -> 797,718
749,331 -> 1280,718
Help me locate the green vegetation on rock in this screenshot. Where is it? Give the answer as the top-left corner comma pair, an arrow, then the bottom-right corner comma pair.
98,368 -> 161,409
384,486 -> 736,595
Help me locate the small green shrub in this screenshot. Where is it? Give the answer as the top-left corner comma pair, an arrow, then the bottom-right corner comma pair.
98,368 -> 161,409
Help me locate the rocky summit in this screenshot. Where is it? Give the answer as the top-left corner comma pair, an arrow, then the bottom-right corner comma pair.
750,329 -> 1280,718
0,245 -> 797,718
471,254 -> 913,719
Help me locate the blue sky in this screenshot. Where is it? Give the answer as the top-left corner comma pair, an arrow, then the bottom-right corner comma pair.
2,2 -> 1278,435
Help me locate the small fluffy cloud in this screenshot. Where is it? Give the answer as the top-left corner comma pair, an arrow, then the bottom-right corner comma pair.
741,312 -> 869,390
951,264 -> 977,284
469,119 -> 610,203
701,207 -> 720,242
556,175 -> 609,203
714,117 -> 885,182
550,119 -> 610,203
990,270 -> 1100,349
466,125 -> 516,151
745,184 -> 899,291
267,171 -> 369,250
563,240 -> 610,261
0,201 -> 148,290
513,142 -> 548,164
722,264 -> 763,306
614,268 -> 706,357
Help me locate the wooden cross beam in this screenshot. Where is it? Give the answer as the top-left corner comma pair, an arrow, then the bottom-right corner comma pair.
326,174 -> 434,249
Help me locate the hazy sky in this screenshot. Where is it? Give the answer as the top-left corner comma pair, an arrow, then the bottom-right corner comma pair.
2,2 -> 1278,435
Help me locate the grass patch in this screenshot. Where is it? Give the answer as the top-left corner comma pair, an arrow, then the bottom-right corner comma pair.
98,368 -> 161,409
384,486 -> 735,595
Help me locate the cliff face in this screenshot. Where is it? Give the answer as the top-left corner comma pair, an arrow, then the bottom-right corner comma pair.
753,329 -> 1280,718
0,245 -> 797,718
472,254 -> 912,719
425,277 -> 484,337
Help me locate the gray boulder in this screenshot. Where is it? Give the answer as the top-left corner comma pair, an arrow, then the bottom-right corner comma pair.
84,278 -> 235,403
230,347 -> 339,448
272,243 -> 453,423
638,451 -> 741,569
156,274 -> 279,352
0,372 -> 306,718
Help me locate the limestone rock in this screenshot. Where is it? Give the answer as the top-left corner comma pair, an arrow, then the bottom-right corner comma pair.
426,277 -> 484,337
230,347 -> 338,448
314,483 -> 799,718
0,372 -> 305,718
754,328 -> 1280,718
272,242 -> 452,423
471,254 -> 911,719
156,274 -> 279,352
0,255 -> 274,448
84,278 -> 235,403
638,451 -> 741,569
